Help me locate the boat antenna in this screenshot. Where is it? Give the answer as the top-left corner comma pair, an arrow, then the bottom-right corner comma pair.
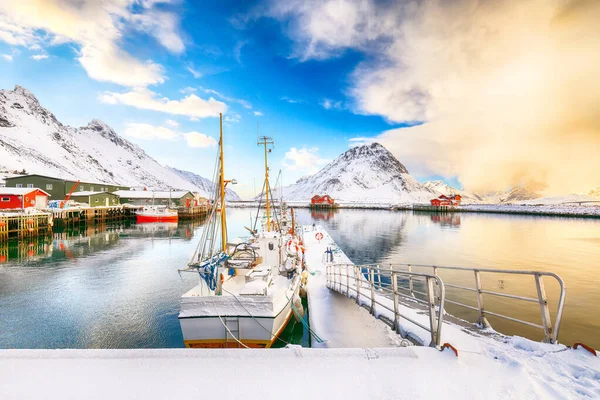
257,135 -> 274,231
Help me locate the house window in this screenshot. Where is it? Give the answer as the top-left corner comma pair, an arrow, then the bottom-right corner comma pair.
90,186 -> 94,192
1,197 -> 9,202
46,184 -> 53,190
95,198 -> 99,203
16,184 -> 22,188
27,184 -> 33,188
80,186 -> 84,191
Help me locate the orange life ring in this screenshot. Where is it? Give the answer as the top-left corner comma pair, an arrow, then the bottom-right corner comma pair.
315,232 -> 324,241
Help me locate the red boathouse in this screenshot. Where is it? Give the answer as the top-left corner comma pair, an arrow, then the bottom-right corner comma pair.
0,188 -> 50,210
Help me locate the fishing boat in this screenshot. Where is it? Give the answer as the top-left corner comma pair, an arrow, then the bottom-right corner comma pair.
178,116 -> 303,348
136,205 -> 178,223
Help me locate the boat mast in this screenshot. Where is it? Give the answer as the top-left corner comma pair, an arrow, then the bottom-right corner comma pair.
219,113 -> 227,251
257,136 -> 274,232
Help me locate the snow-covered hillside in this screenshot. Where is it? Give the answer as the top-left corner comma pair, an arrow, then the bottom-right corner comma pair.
168,167 -> 241,201
0,85 -> 235,198
422,180 -> 483,202
279,143 -> 436,203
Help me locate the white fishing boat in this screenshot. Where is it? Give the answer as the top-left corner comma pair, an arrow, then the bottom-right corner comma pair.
178,116 -> 304,348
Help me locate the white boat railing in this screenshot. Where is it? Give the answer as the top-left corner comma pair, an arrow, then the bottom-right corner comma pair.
329,262 -> 566,344
326,263 -> 446,347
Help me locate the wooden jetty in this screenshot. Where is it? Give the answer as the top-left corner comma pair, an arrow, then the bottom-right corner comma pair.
0,212 -> 52,242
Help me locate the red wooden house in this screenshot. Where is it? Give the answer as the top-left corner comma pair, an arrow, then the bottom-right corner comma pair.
430,194 -> 462,207
311,195 -> 335,205
0,188 -> 50,210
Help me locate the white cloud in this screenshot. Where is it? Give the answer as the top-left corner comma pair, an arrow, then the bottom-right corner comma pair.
184,132 -> 217,148
99,88 -> 227,119
283,147 -> 330,174
179,87 -> 197,94
233,40 -> 249,63
280,96 -> 301,104
269,0 -> 600,195
224,113 -> 241,123
165,119 -> 179,128
348,137 -> 376,147
124,122 -> 217,149
124,123 -> 179,140
198,86 -> 252,109
1,54 -> 12,61
321,98 -> 342,110
253,111 -> 263,116
31,54 -> 48,60
0,0 -> 184,87
187,66 -> 203,78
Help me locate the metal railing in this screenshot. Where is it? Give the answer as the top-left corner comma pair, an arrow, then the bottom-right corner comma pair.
332,263 -> 566,344
325,263 -> 446,347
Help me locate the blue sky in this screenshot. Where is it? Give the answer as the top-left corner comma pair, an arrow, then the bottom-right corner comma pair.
1,0 -> 595,196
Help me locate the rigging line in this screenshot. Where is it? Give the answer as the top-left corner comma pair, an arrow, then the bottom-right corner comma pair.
221,287 -> 295,346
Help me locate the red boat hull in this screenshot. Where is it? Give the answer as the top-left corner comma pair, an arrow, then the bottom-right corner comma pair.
136,215 -> 178,223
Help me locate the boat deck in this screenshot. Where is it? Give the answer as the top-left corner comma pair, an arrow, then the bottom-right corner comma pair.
302,225 -> 397,348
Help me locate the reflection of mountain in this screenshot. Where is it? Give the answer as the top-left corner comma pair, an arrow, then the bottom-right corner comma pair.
430,214 -> 461,227
299,209 -> 408,264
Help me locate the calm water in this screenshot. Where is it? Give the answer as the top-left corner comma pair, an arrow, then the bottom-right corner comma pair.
1,209 -> 599,348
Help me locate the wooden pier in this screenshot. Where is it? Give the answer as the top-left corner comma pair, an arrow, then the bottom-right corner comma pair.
177,205 -> 209,220
0,212 -> 52,242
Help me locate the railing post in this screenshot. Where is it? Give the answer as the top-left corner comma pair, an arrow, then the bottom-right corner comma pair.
426,276 -> 439,347
408,264 -> 414,297
336,264 -> 341,292
474,270 -> 491,328
391,270 -> 399,333
354,265 -> 360,305
534,273 -> 553,343
370,267 -> 376,315
326,264 -> 330,288
376,264 -> 382,290
346,264 -> 350,297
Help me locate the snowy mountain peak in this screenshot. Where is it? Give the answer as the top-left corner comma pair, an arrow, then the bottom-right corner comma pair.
0,85 -> 234,197
281,142 -> 435,203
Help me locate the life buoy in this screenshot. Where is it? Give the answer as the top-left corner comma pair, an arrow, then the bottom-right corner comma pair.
315,232 -> 324,241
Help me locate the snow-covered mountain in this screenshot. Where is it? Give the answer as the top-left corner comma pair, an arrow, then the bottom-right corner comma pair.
0,85 -> 237,198
168,167 -> 241,201
422,180 -> 483,202
279,143 -> 436,203
498,186 -> 542,203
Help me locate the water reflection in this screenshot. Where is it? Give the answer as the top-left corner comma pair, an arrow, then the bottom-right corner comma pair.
310,209 -> 338,221
429,213 -> 461,227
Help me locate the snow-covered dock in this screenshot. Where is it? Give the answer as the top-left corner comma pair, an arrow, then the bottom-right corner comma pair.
302,225 -> 398,347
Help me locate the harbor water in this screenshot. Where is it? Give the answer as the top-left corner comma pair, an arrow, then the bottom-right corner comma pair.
1,209 -> 599,349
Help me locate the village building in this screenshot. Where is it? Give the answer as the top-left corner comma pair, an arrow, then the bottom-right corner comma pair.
0,188 -> 50,210
113,190 -> 195,207
69,191 -> 121,207
430,194 -> 462,207
310,194 -> 337,208
3,174 -> 129,201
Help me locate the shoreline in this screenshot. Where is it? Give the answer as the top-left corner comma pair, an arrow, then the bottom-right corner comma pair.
228,201 -> 600,218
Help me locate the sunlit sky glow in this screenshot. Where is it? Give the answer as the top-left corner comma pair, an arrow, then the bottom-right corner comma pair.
1,0 -> 598,197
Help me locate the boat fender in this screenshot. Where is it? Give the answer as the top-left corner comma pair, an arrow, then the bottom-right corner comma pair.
441,343 -> 458,357
572,343 -> 597,356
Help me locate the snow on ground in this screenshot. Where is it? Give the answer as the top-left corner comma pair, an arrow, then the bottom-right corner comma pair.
457,203 -> 600,217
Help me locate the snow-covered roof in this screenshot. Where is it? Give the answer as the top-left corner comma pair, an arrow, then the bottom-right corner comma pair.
0,187 -> 50,196
70,191 -> 118,197
113,190 -> 191,199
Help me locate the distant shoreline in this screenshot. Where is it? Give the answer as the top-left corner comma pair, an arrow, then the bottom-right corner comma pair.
228,201 -> 600,218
